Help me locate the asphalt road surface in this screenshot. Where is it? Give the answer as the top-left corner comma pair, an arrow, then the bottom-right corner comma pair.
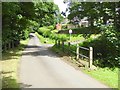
19,33 -> 110,88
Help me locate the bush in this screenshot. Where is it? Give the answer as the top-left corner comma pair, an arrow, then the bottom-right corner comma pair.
50,33 -> 57,40
47,25 -> 54,30
43,30 -> 51,37
79,25 -> 120,68
57,34 -> 69,41
37,26 -> 69,41
22,28 -> 30,40
58,27 -> 101,38
38,27 -> 51,35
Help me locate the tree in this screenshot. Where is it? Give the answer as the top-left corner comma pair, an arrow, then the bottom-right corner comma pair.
2,2 -> 60,51
2,2 -> 35,50
66,1 -> 119,28
64,1 -> 120,67
34,2 -> 60,26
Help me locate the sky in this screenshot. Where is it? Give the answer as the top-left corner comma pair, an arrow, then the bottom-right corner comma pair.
54,0 -> 68,13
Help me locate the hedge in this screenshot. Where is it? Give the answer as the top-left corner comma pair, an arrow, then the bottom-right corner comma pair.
37,26 -> 69,41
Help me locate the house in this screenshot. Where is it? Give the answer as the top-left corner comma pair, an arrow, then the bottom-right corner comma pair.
56,23 -> 62,30
79,17 -> 89,27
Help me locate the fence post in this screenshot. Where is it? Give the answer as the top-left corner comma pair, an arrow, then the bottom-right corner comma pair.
89,47 -> 93,69
4,43 -> 7,51
11,41 -> 14,48
62,40 -> 64,52
76,44 -> 79,60
8,42 -> 11,49
68,42 -> 70,54
10,41 -> 12,48
55,40 -> 57,45
58,40 -> 60,47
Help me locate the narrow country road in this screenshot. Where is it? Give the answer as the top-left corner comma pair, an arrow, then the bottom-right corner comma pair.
19,33 -> 110,88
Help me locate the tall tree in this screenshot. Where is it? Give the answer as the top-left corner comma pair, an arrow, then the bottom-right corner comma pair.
2,2 -> 60,51
2,2 -> 35,50
34,2 -> 60,26
66,1 -> 119,28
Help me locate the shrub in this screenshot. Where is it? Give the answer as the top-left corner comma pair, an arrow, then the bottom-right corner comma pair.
37,26 -> 69,41
79,25 -> 120,68
38,27 -> 51,35
47,25 -> 54,30
50,33 -> 57,40
21,28 -> 30,40
43,30 -> 51,37
58,34 -> 69,41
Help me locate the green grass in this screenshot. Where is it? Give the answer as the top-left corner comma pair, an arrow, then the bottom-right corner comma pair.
36,29 -> 118,89
66,34 -> 85,42
35,32 -> 55,44
51,29 -> 58,33
36,30 -> 85,44
83,67 -> 118,88
51,44 -> 119,89
118,68 -> 120,90
1,39 -> 29,88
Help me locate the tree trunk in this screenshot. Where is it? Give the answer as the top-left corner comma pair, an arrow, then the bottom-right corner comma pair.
89,17 -> 94,27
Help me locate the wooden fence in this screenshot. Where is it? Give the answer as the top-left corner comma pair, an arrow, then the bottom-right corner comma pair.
55,40 -> 93,69
2,40 -> 20,52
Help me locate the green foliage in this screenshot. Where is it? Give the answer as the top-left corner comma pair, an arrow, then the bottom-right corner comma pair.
59,26 -> 100,39
2,2 -> 35,51
65,1 -> 120,68
21,28 -> 31,40
67,2 -> 119,29
56,34 -> 69,41
19,2 -> 35,19
2,2 -> 60,51
29,20 -> 39,32
47,25 -> 54,30
38,27 -> 51,36
37,26 -> 69,41
79,25 -> 120,68
35,32 -> 54,44
84,67 -> 118,88
34,2 -> 60,26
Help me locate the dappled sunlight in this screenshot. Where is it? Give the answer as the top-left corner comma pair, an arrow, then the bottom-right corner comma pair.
22,44 -> 58,59
1,39 -> 29,88
2,1 -> 119,88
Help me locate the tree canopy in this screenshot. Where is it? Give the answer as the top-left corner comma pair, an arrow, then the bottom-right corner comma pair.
66,1 -> 120,30
2,2 -> 60,51
64,1 -> 120,67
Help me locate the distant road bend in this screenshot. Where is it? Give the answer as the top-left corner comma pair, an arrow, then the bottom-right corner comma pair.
19,33 -> 110,88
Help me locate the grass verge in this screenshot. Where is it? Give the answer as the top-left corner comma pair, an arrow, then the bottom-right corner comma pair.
51,45 -> 118,89
36,31 -> 118,88
1,39 -> 29,88
83,67 -> 118,88
35,32 -> 85,44
35,32 -> 54,44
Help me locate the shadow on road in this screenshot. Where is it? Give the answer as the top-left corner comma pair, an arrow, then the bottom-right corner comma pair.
22,45 -> 58,58
19,83 -> 32,88
26,45 -> 39,49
